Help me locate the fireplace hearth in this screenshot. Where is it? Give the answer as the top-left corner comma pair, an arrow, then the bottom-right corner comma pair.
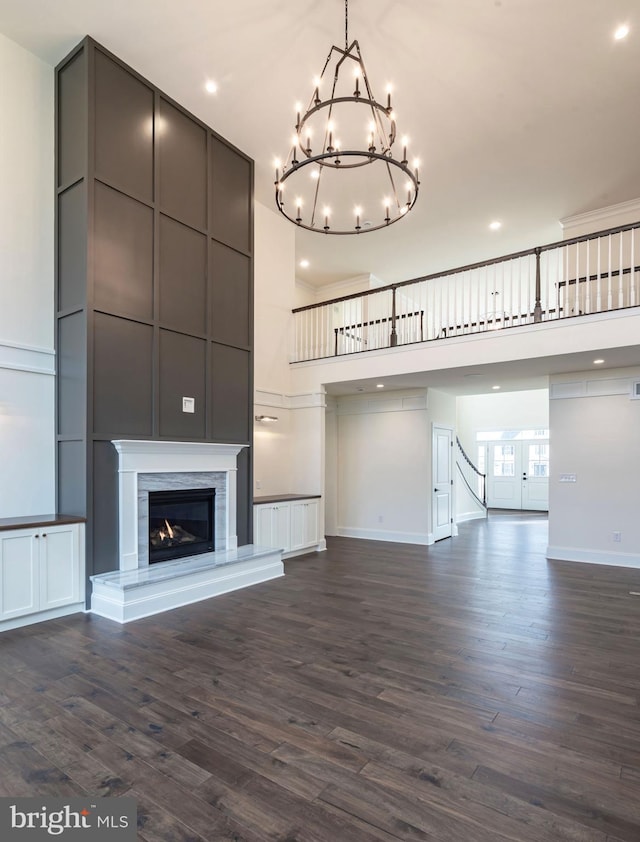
148,488 -> 215,563
91,441 -> 285,623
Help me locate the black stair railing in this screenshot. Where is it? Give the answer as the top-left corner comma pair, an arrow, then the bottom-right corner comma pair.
456,436 -> 487,511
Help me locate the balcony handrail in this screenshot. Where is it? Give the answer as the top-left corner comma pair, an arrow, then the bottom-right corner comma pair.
292,219 -> 640,314
293,218 -> 640,363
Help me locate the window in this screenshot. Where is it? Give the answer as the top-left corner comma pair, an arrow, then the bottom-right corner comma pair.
493,444 -> 515,476
528,443 -> 549,478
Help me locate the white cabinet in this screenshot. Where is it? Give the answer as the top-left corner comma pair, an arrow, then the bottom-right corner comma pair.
254,497 -> 320,558
290,499 -> 319,552
0,531 -> 39,620
255,503 -> 290,552
0,522 -> 84,629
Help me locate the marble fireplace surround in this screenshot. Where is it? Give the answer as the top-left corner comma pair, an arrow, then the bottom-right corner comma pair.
90,441 -> 283,624
112,440 -> 246,571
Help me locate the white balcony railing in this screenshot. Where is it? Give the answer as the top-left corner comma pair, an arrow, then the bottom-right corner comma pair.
292,221 -> 640,362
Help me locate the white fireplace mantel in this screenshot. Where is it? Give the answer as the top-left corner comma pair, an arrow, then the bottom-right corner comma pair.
112,440 -> 248,571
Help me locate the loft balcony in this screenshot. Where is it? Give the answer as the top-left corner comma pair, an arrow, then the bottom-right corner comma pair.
291,221 -> 640,364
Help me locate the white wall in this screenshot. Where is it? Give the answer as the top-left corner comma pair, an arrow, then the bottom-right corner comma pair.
295,273 -> 383,308
334,391 -> 430,544
253,202 -> 327,506
547,366 -> 640,568
253,202 -> 296,495
254,201 -> 296,396
0,33 -> 55,517
456,389 -> 549,455
324,397 -> 338,535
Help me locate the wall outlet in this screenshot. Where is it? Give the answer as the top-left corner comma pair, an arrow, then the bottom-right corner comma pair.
377,514 -> 384,523
613,531 -> 622,543
182,397 -> 195,413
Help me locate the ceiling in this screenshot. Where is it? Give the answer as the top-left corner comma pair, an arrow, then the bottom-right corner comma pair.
2,0 -> 639,292
2,1 -> 639,398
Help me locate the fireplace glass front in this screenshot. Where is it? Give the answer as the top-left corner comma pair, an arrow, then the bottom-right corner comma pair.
148,488 -> 215,563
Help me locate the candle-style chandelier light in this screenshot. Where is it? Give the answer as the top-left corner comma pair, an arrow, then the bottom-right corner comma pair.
275,0 -> 420,235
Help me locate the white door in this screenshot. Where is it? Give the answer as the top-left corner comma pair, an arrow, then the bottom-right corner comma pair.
521,440 -> 550,511
487,441 -> 549,510
432,425 -> 453,541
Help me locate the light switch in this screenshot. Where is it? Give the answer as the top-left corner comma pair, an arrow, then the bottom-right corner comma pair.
182,397 -> 195,413
559,473 -> 577,482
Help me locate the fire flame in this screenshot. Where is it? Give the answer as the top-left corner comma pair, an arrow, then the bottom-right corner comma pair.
158,519 -> 175,542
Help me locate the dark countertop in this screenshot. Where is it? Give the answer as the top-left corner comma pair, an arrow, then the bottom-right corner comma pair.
0,514 -> 86,532
253,494 -> 321,505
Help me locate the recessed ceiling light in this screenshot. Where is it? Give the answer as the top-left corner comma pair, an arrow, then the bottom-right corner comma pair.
489,220 -> 502,231
492,385 -> 501,390
376,384 -> 385,389
205,80 -> 218,94
593,358 -> 605,364
614,23 -> 630,41
299,259 -> 310,268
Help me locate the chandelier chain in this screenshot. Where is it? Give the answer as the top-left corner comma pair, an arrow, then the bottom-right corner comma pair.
345,0 -> 349,49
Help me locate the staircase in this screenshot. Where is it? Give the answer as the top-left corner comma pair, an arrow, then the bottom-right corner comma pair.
456,436 -> 487,518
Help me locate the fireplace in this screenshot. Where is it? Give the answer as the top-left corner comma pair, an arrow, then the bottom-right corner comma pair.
111,440 -> 247,571
92,440 -> 285,624
148,488 -> 215,563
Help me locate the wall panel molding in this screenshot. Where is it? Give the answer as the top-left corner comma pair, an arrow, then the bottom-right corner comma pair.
255,388 -> 326,409
550,376 -> 636,399
0,340 -> 55,375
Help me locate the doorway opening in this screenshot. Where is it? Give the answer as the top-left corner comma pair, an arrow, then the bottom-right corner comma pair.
478,429 -> 549,511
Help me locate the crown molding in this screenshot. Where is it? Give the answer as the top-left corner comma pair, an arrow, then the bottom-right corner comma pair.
560,197 -> 640,232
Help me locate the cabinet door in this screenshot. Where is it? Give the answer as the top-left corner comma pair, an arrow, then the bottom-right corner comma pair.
290,500 -> 319,551
255,505 -> 275,548
0,531 -> 39,620
273,504 -> 291,552
304,500 -> 319,546
254,504 -> 290,551
39,526 -> 80,610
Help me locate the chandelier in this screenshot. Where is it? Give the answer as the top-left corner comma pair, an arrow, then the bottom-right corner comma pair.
275,0 -> 420,235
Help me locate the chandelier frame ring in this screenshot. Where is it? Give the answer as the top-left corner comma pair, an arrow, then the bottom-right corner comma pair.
298,96 -> 397,169
275,150 -> 419,235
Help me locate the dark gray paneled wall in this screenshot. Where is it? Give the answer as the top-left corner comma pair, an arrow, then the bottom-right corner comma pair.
56,39 -> 254,594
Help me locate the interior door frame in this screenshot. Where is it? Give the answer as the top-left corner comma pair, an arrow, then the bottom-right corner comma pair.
432,423 -> 455,542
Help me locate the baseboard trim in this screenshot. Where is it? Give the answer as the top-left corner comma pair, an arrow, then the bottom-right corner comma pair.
457,510 -> 487,523
0,602 -> 84,633
338,527 -> 431,545
282,540 -> 327,559
546,545 -> 640,569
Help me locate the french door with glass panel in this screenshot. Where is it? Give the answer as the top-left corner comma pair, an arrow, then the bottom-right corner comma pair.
482,432 -> 549,511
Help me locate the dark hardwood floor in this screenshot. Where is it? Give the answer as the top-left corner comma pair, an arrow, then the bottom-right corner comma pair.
1,512 -> 639,841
